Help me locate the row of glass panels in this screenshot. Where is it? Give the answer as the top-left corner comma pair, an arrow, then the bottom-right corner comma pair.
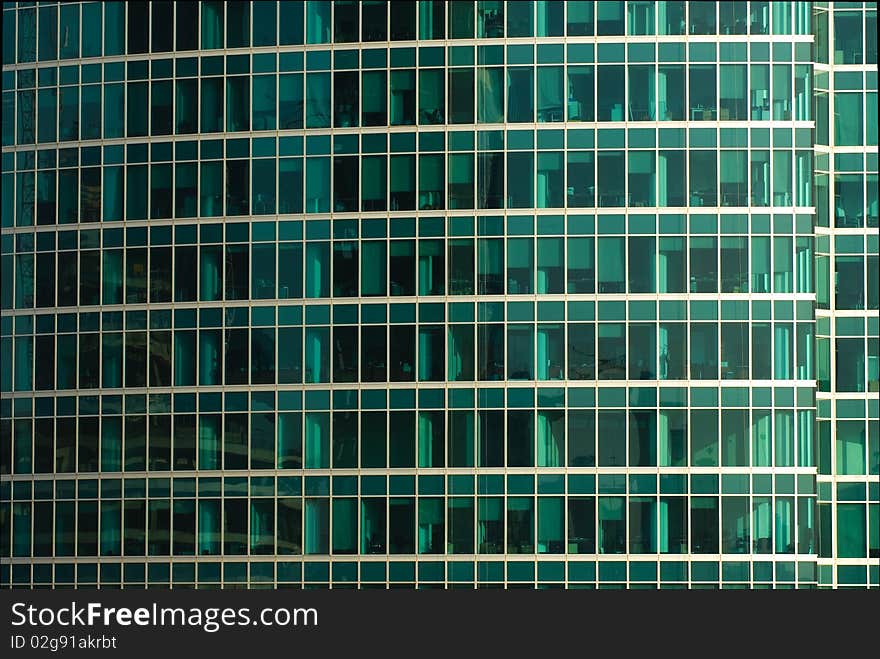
2,406 -> 817,471
1,1 -> 815,65
3,62 -> 814,145
3,492 -> 824,557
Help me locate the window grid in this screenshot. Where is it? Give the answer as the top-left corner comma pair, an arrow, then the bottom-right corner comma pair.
2,1 -> 878,589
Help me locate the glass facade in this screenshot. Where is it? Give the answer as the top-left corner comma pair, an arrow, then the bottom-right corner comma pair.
0,1 -> 876,589
811,1 -> 879,589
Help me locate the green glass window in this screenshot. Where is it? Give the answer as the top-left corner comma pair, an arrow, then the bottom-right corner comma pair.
722,496 -> 750,553
251,244 -> 276,298
751,64 -> 770,119
537,152 -> 563,208
477,496 -> 503,553
251,1 -> 277,46
833,11 -> 863,64
224,77 -> 249,132
390,326 -> 416,383
628,1 -> 654,35
597,66 -> 625,121
125,82 -> 147,137
390,1 -> 416,39
443,153 -> 472,209
449,69 -> 475,123
507,496 -> 534,553
568,322 -> 595,380
419,69 -> 445,124
334,71 -> 358,128
596,152 -> 624,207
305,1 -> 330,44
835,92 -> 864,146
597,410 -> 625,466
280,74 -> 304,129
447,1 -> 474,37
477,68 -> 504,123
836,421 -> 866,476
689,0 -> 715,34
305,412 -> 329,468
391,70 -> 416,125
197,78 -> 221,133
418,410 -> 444,468
537,409 -> 564,465
566,0 -> 595,37
278,158 -> 303,213
507,325 -> 534,380
419,154 -> 444,210
419,0 -> 446,39
418,326 -> 444,381
658,64 -> 685,120
390,155 -> 415,210
720,151 -> 748,206
448,410 -> 476,469
448,324 -> 474,382
278,412 -> 303,468
388,498 -> 415,554
507,67 -> 534,123
689,151 -> 717,207
567,237 -> 596,293
306,157 -> 330,212
564,152 -> 592,207
80,85 -> 101,140
332,498 -> 357,554
567,66 -> 594,121
721,409 -> 749,466
280,1 -> 305,44
476,1 -> 503,37
361,498 -> 386,553
361,240 -> 386,296
531,238 -> 562,295
690,322 -> 718,379
447,497 -> 474,553
362,71 -> 387,126
629,65 -> 655,120
37,89 -> 56,144
304,498 -> 329,554
304,327 -> 329,383
568,496 -> 595,552
691,496 -> 719,553
306,73 -> 330,128
659,497 -> 687,553
658,410 -> 686,467
59,3 -> 80,59
37,6 -> 56,61
720,64 -> 748,119
628,151 -> 655,206
630,497 -> 657,553
100,84 -> 123,139
507,0 -> 533,36
58,87 -> 78,141
252,75 -> 276,131
418,497 -> 445,553
536,66 -> 564,123
278,326 -> 302,383
691,410 -> 719,466
17,89 -> 35,145
597,1 -> 625,35
629,323 -> 656,380
836,503 -> 868,558
598,496 -> 626,553
419,239 -> 445,295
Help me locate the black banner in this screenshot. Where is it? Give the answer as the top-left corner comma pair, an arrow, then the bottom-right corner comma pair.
0,588 -> 874,656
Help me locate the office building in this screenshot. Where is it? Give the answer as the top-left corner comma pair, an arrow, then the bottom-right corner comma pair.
0,1 -> 877,589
